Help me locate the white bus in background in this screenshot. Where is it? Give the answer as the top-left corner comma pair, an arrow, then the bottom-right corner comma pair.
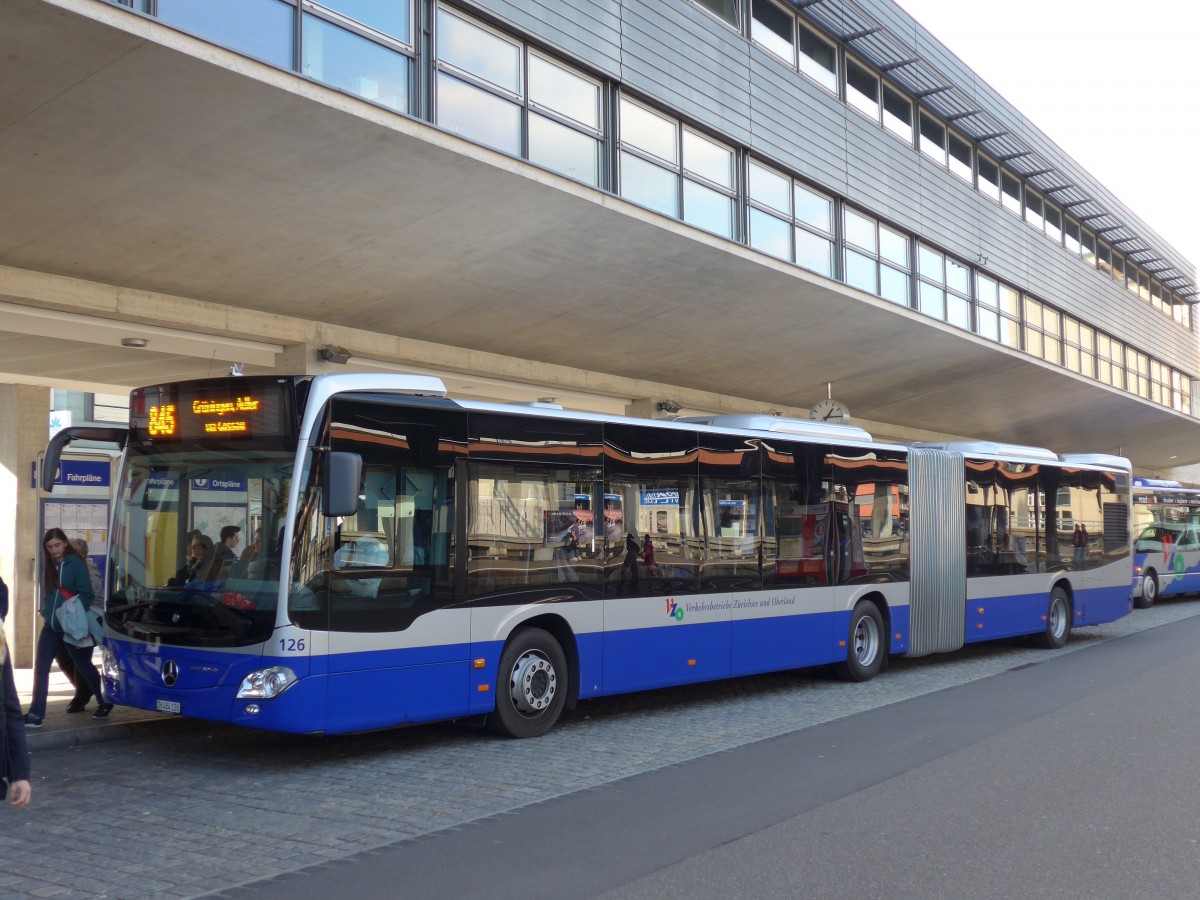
1131,477 -> 1200,607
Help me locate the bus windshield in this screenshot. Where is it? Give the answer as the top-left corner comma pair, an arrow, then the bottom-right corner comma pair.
107,446 -> 294,647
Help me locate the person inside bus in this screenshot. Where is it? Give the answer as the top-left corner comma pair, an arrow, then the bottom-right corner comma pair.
184,534 -> 225,587
24,528 -> 112,727
167,530 -> 204,586
216,525 -> 241,566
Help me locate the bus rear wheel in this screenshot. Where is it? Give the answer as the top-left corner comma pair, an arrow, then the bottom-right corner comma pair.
833,600 -> 885,682
1032,586 -> 1072,649
488,627 -> 568,739
1136,571 -> 1158,609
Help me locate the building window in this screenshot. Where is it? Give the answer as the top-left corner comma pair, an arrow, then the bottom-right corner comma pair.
977,154 -> 1000,202
1064,216 -> 1081,255
435,8 -> 522,154
692,0 -> 739,26
317,0 -> 410,42
1062,316 -> 1095,378
843,208 -> 909,304
302,10 -> 411,113
1097,241 -> 1113,277
155,0 -> 295,68
1111,250 -> 1125,285
917,244 -> 970,329
797,23 -> 837,92
948,132 -> 972,183
846,59 -> 880,122
1000,170 -> 1022,215
918,112 -> 947,167
882,86 -> 913,143
1081,228 -> 1097,267
1024,188 -> 1044,231
751,0 -> 794,64
528,52 -> 603,185
619,99 -> 735,236
1044,201 -> 1062,243
1023,296 -> 1061,365
1096,334 -> 1125,390
1126,348 -> 1150,399
748,161 -> 833,275
435,8 -> 601,186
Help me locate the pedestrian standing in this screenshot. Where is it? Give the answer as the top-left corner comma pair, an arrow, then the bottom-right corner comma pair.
1,611 -> 32,808
23,528 -> 111,728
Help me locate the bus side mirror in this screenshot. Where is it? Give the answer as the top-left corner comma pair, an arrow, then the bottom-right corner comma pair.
322,451 -> 362,518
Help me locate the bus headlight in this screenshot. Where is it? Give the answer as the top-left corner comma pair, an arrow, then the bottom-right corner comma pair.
102,645 -> 120,685
236,666 -> 297,700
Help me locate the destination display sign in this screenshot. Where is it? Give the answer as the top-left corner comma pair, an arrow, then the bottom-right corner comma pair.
130,379 -> 295,444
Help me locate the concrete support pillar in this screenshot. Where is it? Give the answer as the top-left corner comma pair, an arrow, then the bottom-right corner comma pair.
275,342 -> 348,376
0,384 -> 50,667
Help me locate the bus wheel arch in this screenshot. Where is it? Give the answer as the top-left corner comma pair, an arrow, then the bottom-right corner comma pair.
487,618 -> 575,739
1136,570 -> 1158,609
1032,581 -> 1073,649
833,595 -> 887,682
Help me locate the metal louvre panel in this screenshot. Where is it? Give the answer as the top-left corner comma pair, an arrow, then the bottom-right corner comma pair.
907,447 -> 966,657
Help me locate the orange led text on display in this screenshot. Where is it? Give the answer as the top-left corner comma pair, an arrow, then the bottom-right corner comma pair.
147,404 -> 177,437
193,395 -> 261,436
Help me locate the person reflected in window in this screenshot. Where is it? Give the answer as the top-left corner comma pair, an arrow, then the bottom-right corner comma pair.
619,533 -> 641,592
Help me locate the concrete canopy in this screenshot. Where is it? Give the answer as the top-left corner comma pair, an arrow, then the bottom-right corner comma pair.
1,0 -> 1198,471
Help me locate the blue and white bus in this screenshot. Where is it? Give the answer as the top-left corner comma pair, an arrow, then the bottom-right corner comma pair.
1131,477 -> 1200,608
44,374 -> 1133,737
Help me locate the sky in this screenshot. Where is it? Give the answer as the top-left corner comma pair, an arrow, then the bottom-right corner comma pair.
895,0 -> 1200,274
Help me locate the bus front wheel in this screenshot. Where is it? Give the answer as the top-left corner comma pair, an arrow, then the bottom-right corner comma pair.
1032,586 -> 1072,649
1136,571 -> 1158,609
833,600 -> 885,682
488,628 -> 568,739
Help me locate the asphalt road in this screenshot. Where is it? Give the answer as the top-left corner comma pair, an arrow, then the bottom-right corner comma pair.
227,611 -> 1200,900
9,602 -> 1200,899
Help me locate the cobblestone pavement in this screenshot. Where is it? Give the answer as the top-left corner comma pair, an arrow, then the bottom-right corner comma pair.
5,602 -> 1199,898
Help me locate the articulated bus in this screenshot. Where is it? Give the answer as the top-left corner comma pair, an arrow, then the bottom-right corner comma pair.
1131,477 -> 1200,607
43,374 -> 1133,738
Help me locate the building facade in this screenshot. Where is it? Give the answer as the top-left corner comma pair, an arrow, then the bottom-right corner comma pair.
0,0 -> 1197,662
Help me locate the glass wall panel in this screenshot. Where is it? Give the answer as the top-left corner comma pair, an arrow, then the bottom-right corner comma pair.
948,133 -> 972,182
529,54 -> 600,129
748,161 -> 790,213
619,99 -> 678,164
619,152 -> 679,217
918,112 -> 947,165
684,131 -> 734,188
693,0 -> 739,25
879,266 -> 909,306
798,24 -> 837,92
302,15 -> 409,112
157,0 -> 294,67
882,86 -> 913,142
794,184 -> 831,231
749,208 -> 790,260
529,114 -> 599,185
684,180 -> 734,238
436,74 -> 520,153
845,251 -> 877,293
436,8 -> 520,93
751,0 -> 794,63
844,209 -> 877,252
846,59 -> 880,121
977,155 -> 1000,201
1001,171 -> 1022,214
319,0 -> 410,42
795,228 -> 832,276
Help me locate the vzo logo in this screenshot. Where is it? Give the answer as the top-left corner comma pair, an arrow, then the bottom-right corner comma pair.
665,598 -> 684,622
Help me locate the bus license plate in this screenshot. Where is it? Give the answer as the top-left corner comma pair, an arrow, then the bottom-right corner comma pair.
156,699 -> 181,714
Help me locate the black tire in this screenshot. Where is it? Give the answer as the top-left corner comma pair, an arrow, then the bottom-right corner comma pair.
488,628 -> 568,739
1032,585 -> 1072,649
1135,571 -> 1158,609
833,600 -> 885,682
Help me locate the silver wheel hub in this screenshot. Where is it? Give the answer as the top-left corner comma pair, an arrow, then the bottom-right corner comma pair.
853,615 -> 879,665
509,651 -> 556,716
1050,597 -> 1067,638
